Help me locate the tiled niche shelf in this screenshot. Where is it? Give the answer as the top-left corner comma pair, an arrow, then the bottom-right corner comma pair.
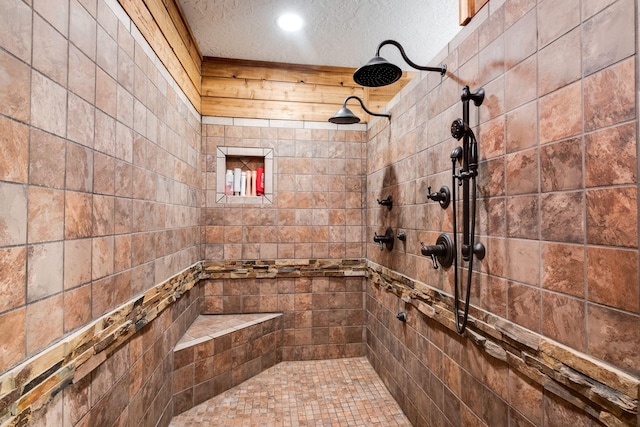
216,147 -> 273,204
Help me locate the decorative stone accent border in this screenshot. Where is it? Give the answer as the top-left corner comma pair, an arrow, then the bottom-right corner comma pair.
202,259 -> 368,279
366,261 -> 639,426
0,263 -> 204,427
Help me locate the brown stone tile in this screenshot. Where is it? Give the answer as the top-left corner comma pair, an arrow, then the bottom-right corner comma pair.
480,197 -> 506,238
34,0 -> 69,36
32,13 -> 68,86
0,307 -> 25,371
62,375 -> 90,427
93,153 -> 115,195
26,241 -> 63,302
542,291 -> 586,351
96,26 -> 117,79
586,187 -> 637,247
67,92 -> 95,147
506,148 -> 538,195
540,192 -> 584,243
583,0 -> 634,76
0,0 -> 32,62
481,274 -> 507,318
587,303 -> 640,376
0,115 -> 28,184
507,282 -> 540,332
69,0 -> 96,61
64,283 -> 91,332
477,76 -> 505,125
113,234 -> 131,272
26,293 -> 63,355
0,246 -> 26,313
505,0 -> 536,28
506,195 -> 538,239
92,194 -> 114,236
537,0 -> 580,47
31,71 -> 67,137
538,28 -> 581,97
63,238 -> 91,290
540,137 -> 583,192
508,370 -> 543,425
482,387 -> 509,427
478,35 -> 505,87
114,197 -> 132,234
505,101 -> 537,154
114,160 -> 132,198
479,5 -> 504,50
65,191 -> 93,240
582,0 -> 618,20
587,246 -> 638,312
584,58 -> 635,132
478,115 -> 505,161
95,109 -> 116,156
585,122 -> 636,188
483,356 -> 508,400
66,142 -> 93,191
92,236 -> 114,280
96,68 -> 117,122
68,44 -> 95,103
505,54 -> 536,114
541,243 -> 585,297
28,187 -> 64,243
29,129 -> 66,188
504,8 -> 536,69
539,81 -> 582,144
0,48 -> 30,123
543,391 -> 592,427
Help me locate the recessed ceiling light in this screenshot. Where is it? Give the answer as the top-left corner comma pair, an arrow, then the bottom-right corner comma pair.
277,13 -> 304,32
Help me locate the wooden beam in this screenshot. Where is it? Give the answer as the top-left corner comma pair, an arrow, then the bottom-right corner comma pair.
202,57 -> 362,88
142,0 -> 201,87
118,0 -> 201,111
201,97 -> 368,123
459,0 -> 489,25
162,0 -> 202,66
201,77 -> 364,104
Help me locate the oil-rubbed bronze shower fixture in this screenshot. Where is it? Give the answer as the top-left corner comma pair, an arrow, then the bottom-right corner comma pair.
376,195 -> 393,210
373,227 -> 394,251
421,85 -> 486,335
353,40 -> 446,87
328,95 -> 391,124
427,186 -> 451,209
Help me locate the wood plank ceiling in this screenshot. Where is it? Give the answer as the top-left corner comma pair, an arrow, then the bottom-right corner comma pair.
118,0 -> 482,123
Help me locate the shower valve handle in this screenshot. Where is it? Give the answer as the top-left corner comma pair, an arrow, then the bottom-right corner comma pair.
427,186 -> 450,209
420,233 -> 454,269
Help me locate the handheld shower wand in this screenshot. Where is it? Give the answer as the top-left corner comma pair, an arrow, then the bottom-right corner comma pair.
450,86 -> 485,334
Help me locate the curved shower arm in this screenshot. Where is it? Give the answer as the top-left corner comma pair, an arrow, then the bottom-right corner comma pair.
375,40 -> 447,76
343,96 -> 391,120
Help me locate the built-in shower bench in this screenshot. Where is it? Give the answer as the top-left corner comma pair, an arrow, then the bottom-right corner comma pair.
172,313 -> 283,415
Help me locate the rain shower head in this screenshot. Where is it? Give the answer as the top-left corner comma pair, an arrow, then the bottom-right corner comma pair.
353,40 -> 446,87
353,56 -> 403,87
328,95 -> 391,125
328,106 -> 361,125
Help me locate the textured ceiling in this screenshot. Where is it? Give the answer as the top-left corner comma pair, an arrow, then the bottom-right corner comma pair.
178,0 -> 462,70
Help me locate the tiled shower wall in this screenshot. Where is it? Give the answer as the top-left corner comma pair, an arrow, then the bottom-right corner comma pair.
366,0 -> 638,425
201,118 -> 367,261
0,0 -> 201,424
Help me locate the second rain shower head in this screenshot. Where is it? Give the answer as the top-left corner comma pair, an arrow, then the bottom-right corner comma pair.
328,95 -> 391,125
353,40 -> 446,87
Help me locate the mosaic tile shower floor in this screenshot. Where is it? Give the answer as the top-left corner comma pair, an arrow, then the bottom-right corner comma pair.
169,357 -> 411,426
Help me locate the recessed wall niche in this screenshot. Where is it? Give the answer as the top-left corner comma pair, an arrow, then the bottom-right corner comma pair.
216,147 -> 274,204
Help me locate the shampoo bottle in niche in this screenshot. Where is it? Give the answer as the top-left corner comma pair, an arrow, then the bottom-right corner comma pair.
233,167 -> 241,195
225,170 -> 234,196
240,172 -> 247,196
256,167 -> 264,195
250,171 -> 257,196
